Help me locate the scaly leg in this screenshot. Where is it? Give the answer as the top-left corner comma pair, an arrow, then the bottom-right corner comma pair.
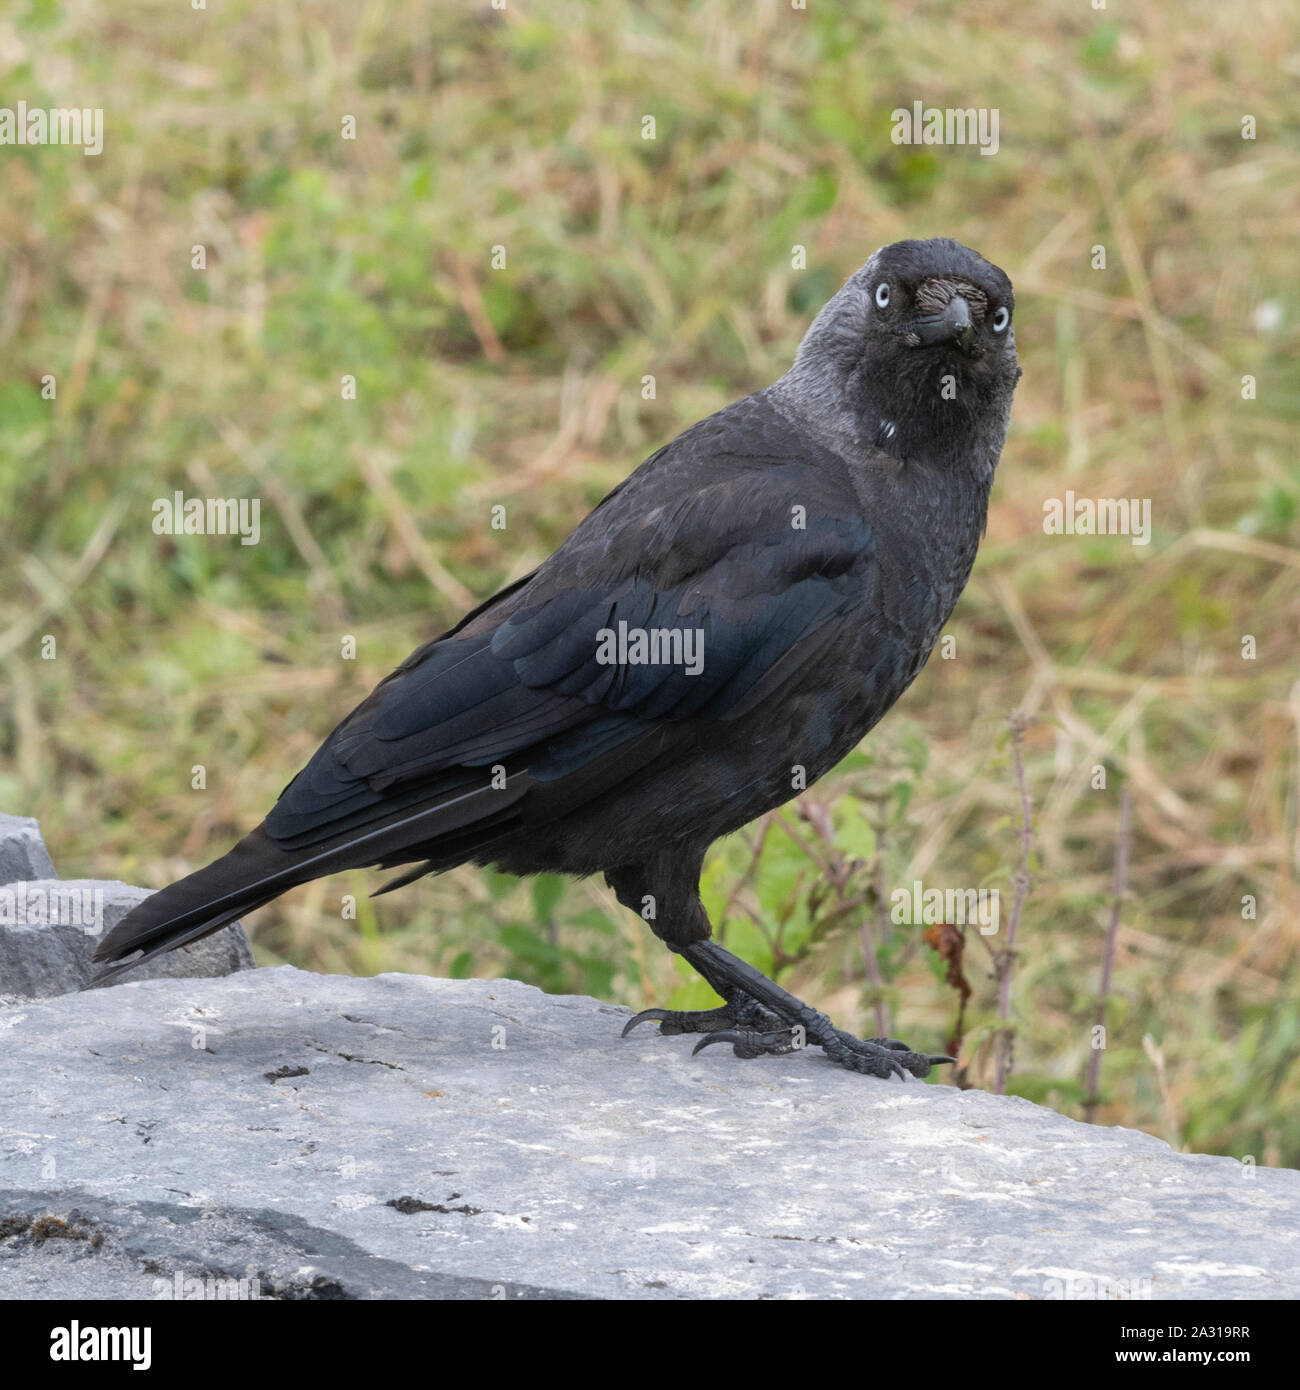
625,939 -> 953,1080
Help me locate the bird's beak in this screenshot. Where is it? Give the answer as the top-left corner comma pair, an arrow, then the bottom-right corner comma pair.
906,294 -> 980,357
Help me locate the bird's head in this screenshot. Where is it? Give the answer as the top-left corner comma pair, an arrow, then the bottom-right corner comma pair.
780,238 -> 1020,473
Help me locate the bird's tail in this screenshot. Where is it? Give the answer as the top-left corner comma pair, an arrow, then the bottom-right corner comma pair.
89,825 -> 316,985
89,775 -> 535,986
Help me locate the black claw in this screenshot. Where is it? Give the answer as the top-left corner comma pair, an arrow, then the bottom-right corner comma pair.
692,1028 -> 797,1060
621,1008 -> 673,1038
622,993 -> 954,1081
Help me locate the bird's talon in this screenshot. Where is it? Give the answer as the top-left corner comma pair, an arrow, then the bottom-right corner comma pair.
692,1027 -> 795,1060
621,1008 -> 673,1038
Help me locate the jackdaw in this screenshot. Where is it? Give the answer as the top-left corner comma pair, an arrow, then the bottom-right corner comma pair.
94,237 -> 1020,1079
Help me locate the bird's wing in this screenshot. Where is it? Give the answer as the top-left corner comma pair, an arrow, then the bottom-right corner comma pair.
264,407 -> 878,853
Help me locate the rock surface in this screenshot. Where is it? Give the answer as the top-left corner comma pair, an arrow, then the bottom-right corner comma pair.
0,814 -> 57,884
0,816 -> 252,1003
0,880 -> 253,1004
1,965 -> 1296,1300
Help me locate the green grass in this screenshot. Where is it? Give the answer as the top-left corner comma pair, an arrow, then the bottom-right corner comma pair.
1,0 -> 1298,1165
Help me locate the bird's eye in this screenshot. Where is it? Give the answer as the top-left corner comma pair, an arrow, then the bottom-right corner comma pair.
875,282 -> 890,309
992,306 -> 1010,333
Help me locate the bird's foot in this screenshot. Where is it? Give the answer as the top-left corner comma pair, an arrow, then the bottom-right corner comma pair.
622,992 -> 784,1039
694,1023 -> 952,1079
686,941 -> 952,1079
624,941 -> 954,1079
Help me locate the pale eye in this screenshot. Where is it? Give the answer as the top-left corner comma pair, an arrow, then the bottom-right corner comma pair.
992,306 -> 1010,332
875,282 -> 890,308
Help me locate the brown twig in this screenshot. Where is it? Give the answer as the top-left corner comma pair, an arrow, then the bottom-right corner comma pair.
862,818 -> 891,1038
923,921 -> 972,1066
994,712 -> 1034,1094
1084,784 -> 1133,1123
715,813 -> 773,948
822,787 -> 890,1039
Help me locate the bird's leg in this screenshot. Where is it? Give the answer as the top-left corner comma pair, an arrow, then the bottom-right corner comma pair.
621,946 -> 786,1039
629,939 -> 954,1081
610,859 -> 932,1071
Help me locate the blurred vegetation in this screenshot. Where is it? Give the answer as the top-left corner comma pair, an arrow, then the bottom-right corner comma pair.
1,0 -> 1297,1165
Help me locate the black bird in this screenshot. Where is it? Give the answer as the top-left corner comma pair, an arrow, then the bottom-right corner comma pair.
94,237 -> 1020,1080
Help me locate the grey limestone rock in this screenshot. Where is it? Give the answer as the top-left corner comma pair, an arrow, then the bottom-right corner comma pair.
0,814 -> 57,884
1,965 -> 1295,1300
0,879 -> 253,1004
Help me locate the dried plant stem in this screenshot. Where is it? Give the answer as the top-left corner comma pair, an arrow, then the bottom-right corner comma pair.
862,827 -> 891,1039
994,712 -> 1034,1094
1084,784 -> 1133,1123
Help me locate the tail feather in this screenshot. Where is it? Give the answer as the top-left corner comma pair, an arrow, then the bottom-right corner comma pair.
90,825 -> 319,984
91,775 -> 532,985
90,897 -> 273,987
